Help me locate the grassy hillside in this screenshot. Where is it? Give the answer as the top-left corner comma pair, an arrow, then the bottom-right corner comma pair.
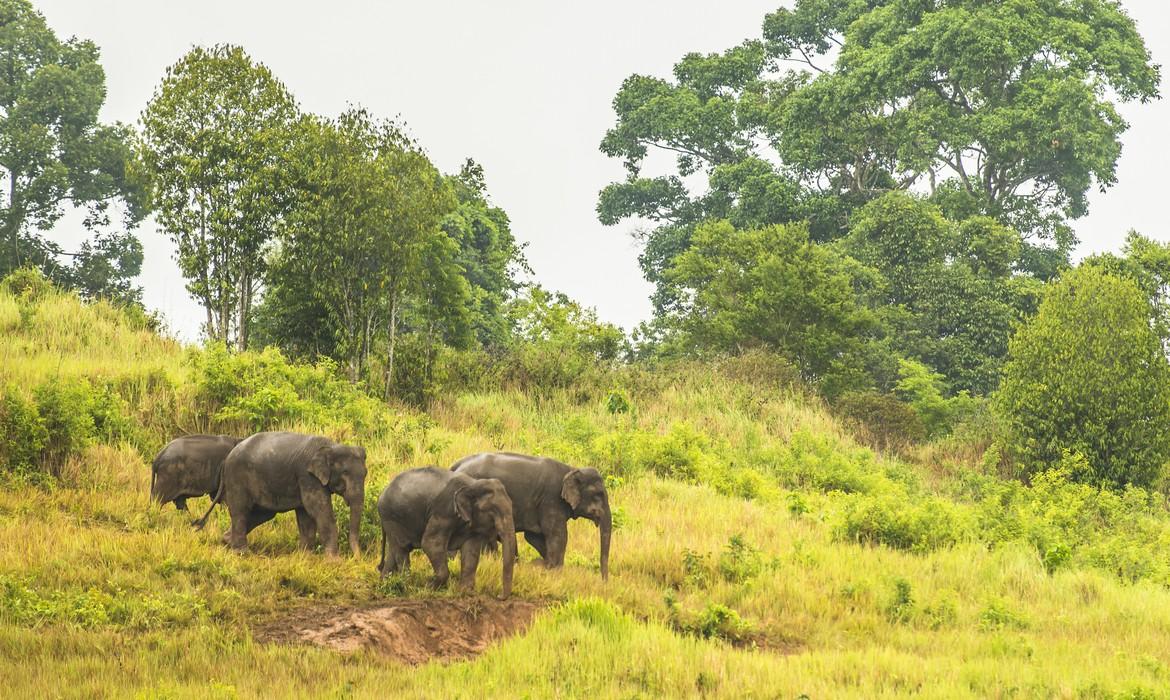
2,287 -> 1170,698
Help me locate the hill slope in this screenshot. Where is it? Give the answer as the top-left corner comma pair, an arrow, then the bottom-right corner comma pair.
2,288 -> 1169,698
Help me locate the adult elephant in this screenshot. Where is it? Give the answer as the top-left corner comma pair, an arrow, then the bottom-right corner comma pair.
194,432 -> 367,557
150,434 -> 242,511
451,452 -> 611,580
377,467 -> 517,598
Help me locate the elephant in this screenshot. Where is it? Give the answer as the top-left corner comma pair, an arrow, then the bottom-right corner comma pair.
194,431 -> 367,557
451,452 -> 611,580
149,434 -> 242,511
377,467 -> 517,599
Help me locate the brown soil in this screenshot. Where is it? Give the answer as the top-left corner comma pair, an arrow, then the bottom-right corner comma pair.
254,597 -> 544,665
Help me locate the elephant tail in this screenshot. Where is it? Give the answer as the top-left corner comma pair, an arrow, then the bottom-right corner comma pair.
192,479 -> 224,530
149,456 -> 158,500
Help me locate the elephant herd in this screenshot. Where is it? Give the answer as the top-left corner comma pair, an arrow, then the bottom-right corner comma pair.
150,431 -> 612,599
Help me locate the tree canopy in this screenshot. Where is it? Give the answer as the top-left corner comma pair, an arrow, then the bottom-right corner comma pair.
139,44 -> 299,349
995,266 -> 1170,488
0,0 -> 146,290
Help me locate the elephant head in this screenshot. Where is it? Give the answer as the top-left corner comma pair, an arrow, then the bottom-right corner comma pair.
562,468 -> 611,580
308,443 -> 368,557
455,478 -> 517,598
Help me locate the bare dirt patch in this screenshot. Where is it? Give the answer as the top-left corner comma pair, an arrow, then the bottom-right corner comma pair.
255,597 -> 544,665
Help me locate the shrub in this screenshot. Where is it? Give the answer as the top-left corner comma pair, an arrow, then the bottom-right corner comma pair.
717,535 -> 763,583
835,391 -> 926,453
0,267 -> 54,301
835,492 -> 969,552
0,388 -> 48,474
188,343 -> 391,437
33,380 -> 99,474
994,266 -> 1170,488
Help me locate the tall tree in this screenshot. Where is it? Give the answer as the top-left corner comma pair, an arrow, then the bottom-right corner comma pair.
139,44 -> 298,349
600,0 -> 1160,307
267,109 -> 454,392
995,266 -> 1170,488
442,159 -> 529,347
0,0 -> 146,279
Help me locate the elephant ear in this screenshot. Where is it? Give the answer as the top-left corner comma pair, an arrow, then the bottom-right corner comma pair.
454,487 -> 474,523
307,447 -> 332,487
561,471 -> 583,510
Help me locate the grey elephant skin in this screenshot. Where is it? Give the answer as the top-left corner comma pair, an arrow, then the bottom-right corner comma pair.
194,431 -> 367,557
452,452 -> 611,580
377,467 -> 517,599
150,434 -> 242,511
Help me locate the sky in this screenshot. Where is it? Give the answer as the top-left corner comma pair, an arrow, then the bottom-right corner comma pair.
35,0 -> 1170,342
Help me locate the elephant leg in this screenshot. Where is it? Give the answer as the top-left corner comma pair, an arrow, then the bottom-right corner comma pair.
385,543 -> 411,578
541,517 -> 569,569
245,508 -> 277,535
225,501 -> 249,552
295,508 -> 317,551
173,497 -> 188,512
458,538 -> 482,593
421,530 -> 451,589
302,487 -> 339,557
524,532 -> 549,561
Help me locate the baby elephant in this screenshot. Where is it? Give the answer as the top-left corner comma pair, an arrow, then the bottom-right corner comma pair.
150,434 -> 242,511
377,467 -> 517,599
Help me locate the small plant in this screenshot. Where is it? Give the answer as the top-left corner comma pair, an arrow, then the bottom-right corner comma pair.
979,598 -> 1029,631
681,549 -> 711,589
717,535 -> 763,584
885,577 -> 915,624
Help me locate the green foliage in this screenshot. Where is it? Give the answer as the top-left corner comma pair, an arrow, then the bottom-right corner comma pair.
885,578 -> 915,624
0,0 -> 146,282
187,343 -> 390,437
717,535 -> 763,584
0,267 -> 54,301
846,193 -> 1039,395
835,492 -> 968,553
663,220 -> 874,383
502,286 -> 626,396
835,391 -> 925,454
0,387 -> 47,474
666,592 -> 754,645
995,267 -> 1170,488
139,43 -> 299,348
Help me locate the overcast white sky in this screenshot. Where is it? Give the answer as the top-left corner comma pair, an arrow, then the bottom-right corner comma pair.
37,1 -> 1170,341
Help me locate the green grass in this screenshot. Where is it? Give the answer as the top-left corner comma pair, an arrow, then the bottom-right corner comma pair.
2,287 -> 1170,698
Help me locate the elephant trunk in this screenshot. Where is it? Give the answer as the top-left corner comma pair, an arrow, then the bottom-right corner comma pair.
347,487 -> 364,557
599,507 -> 612,581
498,513 -> 517,599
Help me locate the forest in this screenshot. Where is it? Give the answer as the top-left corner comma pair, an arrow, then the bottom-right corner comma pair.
2,0 -> 1170,697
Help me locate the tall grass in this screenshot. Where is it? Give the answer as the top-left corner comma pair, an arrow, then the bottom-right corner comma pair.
2,286 -> 1170,697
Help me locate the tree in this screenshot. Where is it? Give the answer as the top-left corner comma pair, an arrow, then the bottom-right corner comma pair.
139,44 -> 298,349
266,109 -> 454,392
0,0 -> 146,279
994,266 -> 1170,488
845,193 -> 1040,394
442,159 -> 529,347
663,219 -> 875,383
599,0 -> 1159,307
1083,231 -> 1170,348
54,231 -> 144,306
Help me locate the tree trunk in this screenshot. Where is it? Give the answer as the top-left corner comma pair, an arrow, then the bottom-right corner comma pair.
384,289 -> 399,400
6,170 -> 19,271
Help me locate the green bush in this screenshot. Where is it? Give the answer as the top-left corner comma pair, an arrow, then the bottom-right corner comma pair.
835,391 -> 926,453
994,266 -> 1170,488
189,343 -> 391,437
834,492 -> 969,552
33,380 -> 99,471
0,267 -> 54,301
0,388 -> 48,474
